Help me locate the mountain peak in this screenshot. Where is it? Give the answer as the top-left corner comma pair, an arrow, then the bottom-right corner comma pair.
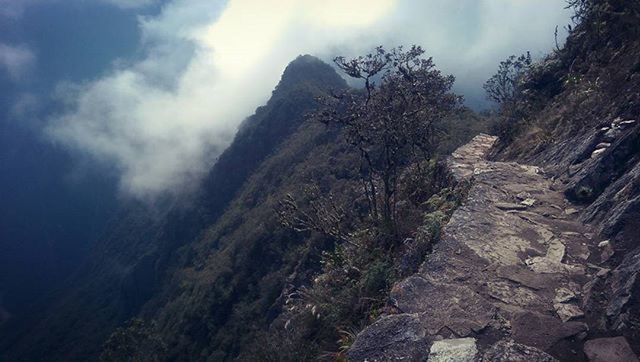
275,54 -> 347,94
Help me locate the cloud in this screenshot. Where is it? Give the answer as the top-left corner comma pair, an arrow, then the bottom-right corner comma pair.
100,0 -> 159,9
0,43 -> 35,82
48,0 -> 571,198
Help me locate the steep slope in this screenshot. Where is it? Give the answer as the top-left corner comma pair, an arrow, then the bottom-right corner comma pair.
350,4 -> 640,360
493,6 -> 640,355
97,66 -> 490,360
0,55 -> 347,362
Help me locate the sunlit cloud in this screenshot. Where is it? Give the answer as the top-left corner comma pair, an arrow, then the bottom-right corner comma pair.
48,0 -> 570,198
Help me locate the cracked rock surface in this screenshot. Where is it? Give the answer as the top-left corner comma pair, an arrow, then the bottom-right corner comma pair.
348,134 -> 637,361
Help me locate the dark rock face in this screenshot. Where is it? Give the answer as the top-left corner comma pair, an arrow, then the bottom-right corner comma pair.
348,314 -> 429,362
492,33 -> 640,356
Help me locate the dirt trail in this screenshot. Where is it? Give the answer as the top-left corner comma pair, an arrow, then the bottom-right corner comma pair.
348,134 -> 628,361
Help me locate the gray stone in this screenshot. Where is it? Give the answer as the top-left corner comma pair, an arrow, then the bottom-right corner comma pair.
564,208 -> 579,215
598,240 -> 615,263
391,276 -> 495,337
482,339 -> 558,361
348,314 -> 428,362
488,280 -> 542,307
591,148 -> 607,158
583,337 -> 638,362
428,338 -> 477,362
554,287 -> 577,303
554,302 -> 584,322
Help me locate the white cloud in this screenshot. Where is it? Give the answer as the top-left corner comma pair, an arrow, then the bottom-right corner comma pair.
0,43 -> 35,82
48,0 -> 571,198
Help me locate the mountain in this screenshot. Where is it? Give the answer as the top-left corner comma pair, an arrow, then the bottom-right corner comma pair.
1,50 -> 492,360
0,55 -> 347,361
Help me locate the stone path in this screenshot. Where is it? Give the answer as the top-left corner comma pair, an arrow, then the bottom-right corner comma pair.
348,134 -> 637,361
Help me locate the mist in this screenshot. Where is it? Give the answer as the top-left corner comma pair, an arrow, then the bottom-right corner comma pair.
46,0 -> 572,198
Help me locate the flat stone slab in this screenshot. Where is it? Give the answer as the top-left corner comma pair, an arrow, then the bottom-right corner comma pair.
347,314 -> 428,362
391,276 -> 495,337
583,337 -> 638,362
428,338 -> 477,362
511,311 -> 587,350
481,339 -> 559,362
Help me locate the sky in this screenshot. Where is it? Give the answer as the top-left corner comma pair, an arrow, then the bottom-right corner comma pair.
1,0 -> 573,198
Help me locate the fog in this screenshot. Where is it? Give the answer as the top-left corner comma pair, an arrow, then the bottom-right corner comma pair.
45,0 -> 572,197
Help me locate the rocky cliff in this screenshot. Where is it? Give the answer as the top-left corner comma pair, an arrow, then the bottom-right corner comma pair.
348,3 -> 640,360
349,134 -> 637,361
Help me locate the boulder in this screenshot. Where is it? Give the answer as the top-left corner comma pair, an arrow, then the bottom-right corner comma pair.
347,313 -> 429,362
583,337 -> 638,362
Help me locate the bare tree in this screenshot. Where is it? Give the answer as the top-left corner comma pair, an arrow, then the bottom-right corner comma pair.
276,185 -> 356,246
317,46 -> 460,234
483,52 -> 532,113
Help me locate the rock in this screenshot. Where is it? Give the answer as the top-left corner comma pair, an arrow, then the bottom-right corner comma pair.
583,337 -> 638,362
391,276 -> 495,336
521,198 -> 537,207
602,128 -> 621,142
428,338 -> 477,362
598,240 -> 614,263
347,314 -> 428,362
604,249 -> 640,327
619,119 -> 637,128
564,208 -> 579,215
481,339 -> 558,361
561,231 -> 582,237
554,302 -> 584,322
596,268 -> 610,277
591,148 -> 607,158
487,280 -> 542,307
595,142 -> 611,149
496,265 -> 551,290
495,202 -> 528,211
526,239 -> 584,274
554,287 -> 577,303
547,239 -> 566,263
512,311 -> 588,350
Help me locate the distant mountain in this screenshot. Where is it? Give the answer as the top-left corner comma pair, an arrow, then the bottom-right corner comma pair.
0,54 -> 348,361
